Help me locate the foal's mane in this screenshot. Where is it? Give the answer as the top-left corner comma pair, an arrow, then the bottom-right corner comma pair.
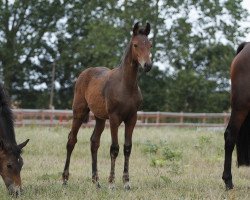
0,84 -> 17,149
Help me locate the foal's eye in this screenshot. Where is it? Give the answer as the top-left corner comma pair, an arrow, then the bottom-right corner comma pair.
133,44 -> 138,48
7,164 -> 12,169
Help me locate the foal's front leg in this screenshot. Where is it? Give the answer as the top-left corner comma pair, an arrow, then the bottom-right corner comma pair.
123,114 -> 137,190
108,115 -> 121,189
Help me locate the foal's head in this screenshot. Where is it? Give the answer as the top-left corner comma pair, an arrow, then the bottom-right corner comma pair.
0,139 -> 29,196
131,22 -> 152,72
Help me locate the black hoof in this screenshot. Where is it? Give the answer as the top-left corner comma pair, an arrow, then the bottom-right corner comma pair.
62,179 -> 68,186
225,181 -> 234,190
96,182 -> 101,189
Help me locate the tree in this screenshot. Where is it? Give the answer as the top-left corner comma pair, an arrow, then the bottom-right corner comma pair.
166,69 -> 229,112
0,0 -> 65,101
139,67 -> 168,111
163,0 -> 248,112
0,0 -> 249,112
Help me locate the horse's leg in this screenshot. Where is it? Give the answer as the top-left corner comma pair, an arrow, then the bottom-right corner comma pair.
123,113 -> 137,190
108,115 -> 121,189
222,109 -> 247,190
62,94 -> 89,185
90,117 -> 106,188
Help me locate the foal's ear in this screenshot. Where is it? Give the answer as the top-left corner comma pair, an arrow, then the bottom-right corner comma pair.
18,139 -> 29,150
144,22 -> 150,36
133,22 -> 140,36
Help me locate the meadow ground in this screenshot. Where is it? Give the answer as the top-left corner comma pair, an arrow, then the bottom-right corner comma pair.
0,126 -> 249,200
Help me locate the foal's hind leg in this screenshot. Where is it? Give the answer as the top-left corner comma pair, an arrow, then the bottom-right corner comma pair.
90,117 -> 106,188
123,114 -> 137,190
62,100 -> 89,185
222,109 -> 248,190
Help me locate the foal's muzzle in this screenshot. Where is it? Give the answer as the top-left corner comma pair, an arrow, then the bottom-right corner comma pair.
144,63 -> 152,72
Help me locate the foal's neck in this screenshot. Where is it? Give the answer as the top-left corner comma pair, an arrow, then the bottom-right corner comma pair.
119,42 -> 139,90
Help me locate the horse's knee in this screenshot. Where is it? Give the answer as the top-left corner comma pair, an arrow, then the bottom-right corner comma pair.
124,144 -> 132,157
224,129 -> 237,148
91,138 -> 100,153
67,132 -> 77,149
110,144 -> 119,158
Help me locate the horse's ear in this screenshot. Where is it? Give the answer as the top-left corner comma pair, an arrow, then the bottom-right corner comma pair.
133,22 -> 140,36
144,22 -> 151,36
18,139 -> 29,150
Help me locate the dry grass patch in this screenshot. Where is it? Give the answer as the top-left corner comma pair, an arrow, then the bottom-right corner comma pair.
0,126 -> 249,199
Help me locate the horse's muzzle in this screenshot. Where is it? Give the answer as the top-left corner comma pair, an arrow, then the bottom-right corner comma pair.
144,63 -> 152,72
8,184 -> 21,197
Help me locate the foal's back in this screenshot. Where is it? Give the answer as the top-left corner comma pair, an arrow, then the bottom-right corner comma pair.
73,66 -> 119,119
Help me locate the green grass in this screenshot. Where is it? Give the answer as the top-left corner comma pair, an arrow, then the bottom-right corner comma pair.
0,126 -> 250,199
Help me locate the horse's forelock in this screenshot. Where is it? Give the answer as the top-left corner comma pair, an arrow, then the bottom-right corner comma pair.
138,28 -> 147,36
2,141 -> 22,157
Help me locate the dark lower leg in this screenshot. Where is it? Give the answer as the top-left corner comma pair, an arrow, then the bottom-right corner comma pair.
222,130 -> 235,190
91,140 -> 100,184
123,144 -> 132,184
62,118 -> 83,183
90,118 -> 105,187
62,131 -> 77,182
109,144 -> 119,184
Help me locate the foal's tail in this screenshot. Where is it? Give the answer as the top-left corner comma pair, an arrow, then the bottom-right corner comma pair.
236,42 -> 248,55
236,112 -> 250,166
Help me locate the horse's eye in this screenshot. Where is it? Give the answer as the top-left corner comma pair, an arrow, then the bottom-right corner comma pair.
133,44 -> 138,48
7,164 -> 12,169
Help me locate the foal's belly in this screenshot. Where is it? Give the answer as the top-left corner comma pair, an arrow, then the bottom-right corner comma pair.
85,79 -> 109,119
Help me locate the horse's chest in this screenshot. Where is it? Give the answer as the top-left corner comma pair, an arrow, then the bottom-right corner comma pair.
107,91 -> 142,115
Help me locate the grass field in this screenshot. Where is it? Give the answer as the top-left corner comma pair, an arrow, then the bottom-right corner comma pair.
0,126 -> 249,199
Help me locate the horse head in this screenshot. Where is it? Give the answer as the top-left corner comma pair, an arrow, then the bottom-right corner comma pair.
0,139 -> 29,197
131,22 -> 152,72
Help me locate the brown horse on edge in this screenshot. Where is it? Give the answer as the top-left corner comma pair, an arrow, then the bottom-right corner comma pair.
0,84 -> 29,196
62,22 -> 152,189
222,42 -> 250,190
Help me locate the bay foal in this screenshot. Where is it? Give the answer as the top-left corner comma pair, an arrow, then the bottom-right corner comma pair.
62,22 -> 152,189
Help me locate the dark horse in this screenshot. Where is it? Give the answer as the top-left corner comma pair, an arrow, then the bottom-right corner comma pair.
0,84 -> 29,196
62,22 -> 152,189
222,42 -> 250,190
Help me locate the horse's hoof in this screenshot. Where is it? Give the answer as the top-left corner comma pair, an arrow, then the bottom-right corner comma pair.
96,182 -> 101,189
225,181 -> 234,191
109,183 -> 115,190
225,183 -> 234,191
62,179 -> 68,186
124,182 -> 131,190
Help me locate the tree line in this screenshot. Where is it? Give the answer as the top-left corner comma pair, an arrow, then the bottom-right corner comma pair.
0,0 -> 249,112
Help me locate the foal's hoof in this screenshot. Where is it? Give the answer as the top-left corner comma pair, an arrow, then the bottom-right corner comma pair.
224,180 -> 234,191
62,179 -> 68,186
225,183 -> 234,191
96,182 -> 101,189
124,182 -> 131,190
109,183 -> 115,190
